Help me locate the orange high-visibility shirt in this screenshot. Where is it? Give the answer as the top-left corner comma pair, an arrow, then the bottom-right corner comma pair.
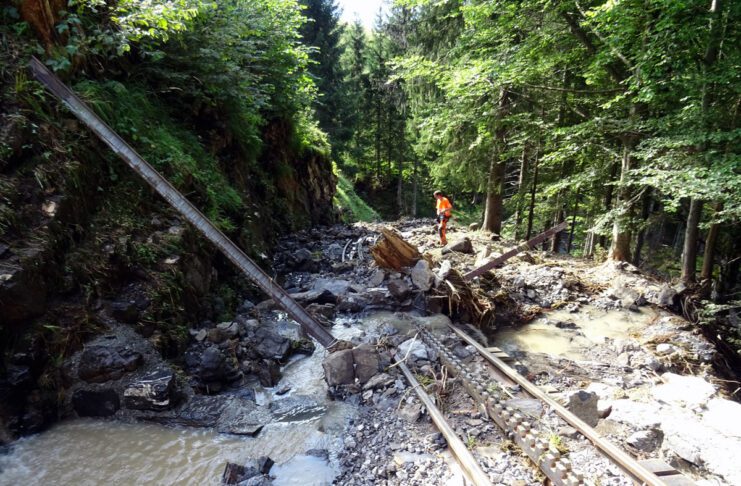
437,197 -> 452,216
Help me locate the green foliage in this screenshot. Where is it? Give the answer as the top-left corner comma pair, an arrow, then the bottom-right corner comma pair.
75,80 -> 243,230
333,163 -> 380,222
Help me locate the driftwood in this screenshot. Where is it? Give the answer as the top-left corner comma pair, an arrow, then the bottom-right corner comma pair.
434,268 -> 496,329
370,227 -> 422,270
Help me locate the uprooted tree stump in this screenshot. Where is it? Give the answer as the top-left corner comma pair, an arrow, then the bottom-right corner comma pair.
371,227 -> 422,271
433,267 -> 496,330
371,228 -> 497,330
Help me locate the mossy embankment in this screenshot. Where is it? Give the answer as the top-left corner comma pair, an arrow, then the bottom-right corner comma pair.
0,4 -> 337,441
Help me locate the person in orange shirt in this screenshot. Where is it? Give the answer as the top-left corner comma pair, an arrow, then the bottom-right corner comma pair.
434,190 -> 452,246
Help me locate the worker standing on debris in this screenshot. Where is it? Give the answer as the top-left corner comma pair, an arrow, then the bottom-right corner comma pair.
434,190 -> 452,246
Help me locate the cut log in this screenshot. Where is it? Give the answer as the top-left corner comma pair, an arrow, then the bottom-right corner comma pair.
370,228 -> 422,271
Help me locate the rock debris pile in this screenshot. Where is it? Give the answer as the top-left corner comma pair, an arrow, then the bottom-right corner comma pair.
57,219 -> 740,485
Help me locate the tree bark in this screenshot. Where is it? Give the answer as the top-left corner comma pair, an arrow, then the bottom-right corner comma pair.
412,155 -> 418,217
513,144 -> 529,240
608,139 -> 635,261
567,190 -> 579,254
681,198 -> 703,283
396,157 -> 403,217
632,188 -> 653,267
526,147 -> 539,240
599,161 -> 619,249
483,88 -> 511,234
483,154 -> 506,234
701,202 -> 723,280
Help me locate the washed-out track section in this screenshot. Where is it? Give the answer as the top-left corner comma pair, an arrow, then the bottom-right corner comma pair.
399,323 -> 697,486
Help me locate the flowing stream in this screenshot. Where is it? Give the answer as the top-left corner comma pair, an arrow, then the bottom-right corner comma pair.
0,320 -> 369,486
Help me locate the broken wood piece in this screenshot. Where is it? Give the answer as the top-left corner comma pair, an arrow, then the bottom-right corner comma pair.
370,227 -> 422,270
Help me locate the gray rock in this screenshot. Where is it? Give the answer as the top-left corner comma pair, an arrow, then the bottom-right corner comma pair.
363,372 -> 395,391
217,321 -> 240,339
398,404 -> 422,423
200,347 -> 227,383
254,326 -> 291,361
258,456 -> 274,475
410,260 -> 433,291
323,349 -> 355,386
396,339 -> 428,363
608,400 -> 662,429
110,301 -> 139,324
254,359 -> 282,387
289,289 -> 336,306
217,398 -> 271,436
442,237 -> 474,255
504,398 -> 543,418
78,346 -> 143,383
312,278 -> 353,298
655,343 -> 677,356
387,279 -> 411,299
704,398 -> 741,438
627,429 -> 662,452
123,368 -> 176,411
558,426 -> 580,439
269,395 -> 326,423
222,462 -> 260,484
369,269 -> 386,287
565,390 -> 600,427
353,344 -> 380,384
652,372 -> 715,408
72,389 -> 120,417
654,284 -> 678,307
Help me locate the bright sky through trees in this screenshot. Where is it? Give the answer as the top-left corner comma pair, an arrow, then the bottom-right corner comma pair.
336,0 -> 384,29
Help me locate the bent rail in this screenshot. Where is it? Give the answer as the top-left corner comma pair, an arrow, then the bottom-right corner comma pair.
29,57 -> 338,349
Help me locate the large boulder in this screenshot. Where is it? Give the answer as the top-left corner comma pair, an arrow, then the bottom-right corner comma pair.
254,326 -> 291,361
353,345 -> 380,384
662,411 -> 741,484
123,368 -> 176,411
78,346 -> 143,383
322,349 -> 355,386
200,347 -> 227,384
72,389 -> 120,417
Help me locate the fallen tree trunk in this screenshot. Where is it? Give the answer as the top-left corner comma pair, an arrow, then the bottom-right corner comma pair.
370,227 -> 422,270
464,221 -> 568,280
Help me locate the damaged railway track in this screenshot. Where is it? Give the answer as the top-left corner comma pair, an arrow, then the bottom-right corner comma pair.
400,324 -> 697,486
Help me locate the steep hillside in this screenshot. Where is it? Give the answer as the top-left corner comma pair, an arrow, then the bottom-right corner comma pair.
0,1 -> 336,441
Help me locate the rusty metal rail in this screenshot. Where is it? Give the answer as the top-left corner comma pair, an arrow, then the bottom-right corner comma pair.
436,323 -> 670,486
464,221 -> 568,280
28,57 -> 339,350
398,361 -> 492,486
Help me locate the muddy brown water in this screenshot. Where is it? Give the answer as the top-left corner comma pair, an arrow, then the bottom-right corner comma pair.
494,306 -> 657,360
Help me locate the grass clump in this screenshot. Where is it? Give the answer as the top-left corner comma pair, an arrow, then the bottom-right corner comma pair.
333,164 -> 380,223
74,80 -> 244,231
